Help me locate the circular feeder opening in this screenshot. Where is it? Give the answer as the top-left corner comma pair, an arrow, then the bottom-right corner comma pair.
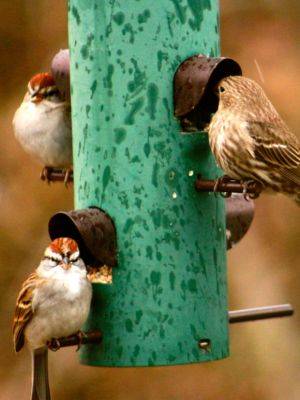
174,55 -> 242,131
48,207 -> 117,268
48,211 -> 92,265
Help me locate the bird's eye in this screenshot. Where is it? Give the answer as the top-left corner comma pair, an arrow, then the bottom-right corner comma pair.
219,86 -> 225,93
44,88 -> 60,98
44,255 -> 61,263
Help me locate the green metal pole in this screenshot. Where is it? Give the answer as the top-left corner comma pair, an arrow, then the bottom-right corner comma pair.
68,0 -> 228,366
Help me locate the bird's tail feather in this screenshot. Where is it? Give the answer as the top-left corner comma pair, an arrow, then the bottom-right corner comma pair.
31,347 -> 50,400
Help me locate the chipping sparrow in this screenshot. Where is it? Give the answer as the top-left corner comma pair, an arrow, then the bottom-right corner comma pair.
13,237 -> 92,399
13,72 -> 73,183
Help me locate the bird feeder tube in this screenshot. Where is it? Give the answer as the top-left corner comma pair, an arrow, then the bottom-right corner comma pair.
69,0 -> 228,367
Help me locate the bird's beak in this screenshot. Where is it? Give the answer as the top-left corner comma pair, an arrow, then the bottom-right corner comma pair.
61,263 -> 71,270
61,257 -> 71,270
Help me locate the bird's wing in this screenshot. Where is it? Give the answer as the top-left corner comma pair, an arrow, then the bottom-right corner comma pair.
248,121 -> 300,169
13,272 -> 42,352
64,103 -> 72,135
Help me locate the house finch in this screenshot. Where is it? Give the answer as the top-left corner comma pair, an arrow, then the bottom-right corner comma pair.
208,75 -> 300,203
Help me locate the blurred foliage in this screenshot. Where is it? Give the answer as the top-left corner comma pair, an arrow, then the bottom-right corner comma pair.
0,1 -> 299,399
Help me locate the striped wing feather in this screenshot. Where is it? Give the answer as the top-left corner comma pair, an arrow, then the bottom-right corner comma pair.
13,272 -> 38,352
248,121 -> 300,184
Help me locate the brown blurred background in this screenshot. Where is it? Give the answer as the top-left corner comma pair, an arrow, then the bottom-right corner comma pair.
0,1 -> 299,399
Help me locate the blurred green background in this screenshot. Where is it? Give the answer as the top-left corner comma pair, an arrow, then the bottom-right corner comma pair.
0,1 -> 299,399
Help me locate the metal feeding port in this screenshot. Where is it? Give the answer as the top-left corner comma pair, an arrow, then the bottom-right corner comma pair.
225,194 -> 255,250
51,48 -> 70,102
48,207 -> 117,269
174,54 -> 242,131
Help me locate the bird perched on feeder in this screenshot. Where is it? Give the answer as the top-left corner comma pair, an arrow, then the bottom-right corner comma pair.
13,72 -> 73,184
13,237 -> 92,399
208,75 -> 300,204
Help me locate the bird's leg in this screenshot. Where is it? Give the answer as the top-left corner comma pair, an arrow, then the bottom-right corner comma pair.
241,180 -> 262,200
76,330 -> 87,351
63,167 -> 73,187
47,337 -> 61,352
213,175 -> 232,197
40,166 -> 53,184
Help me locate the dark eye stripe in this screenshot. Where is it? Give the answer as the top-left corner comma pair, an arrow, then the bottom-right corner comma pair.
44,89 -> 60,97
44,256 -> 60,262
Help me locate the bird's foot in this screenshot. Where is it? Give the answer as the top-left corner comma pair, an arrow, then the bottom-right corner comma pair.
76,330 -> 87,351
40,166 -> 53,184
63,167 -> 73,188
241,180 -> 262,200
47,337 -> 61,352
213,175 -> 232,198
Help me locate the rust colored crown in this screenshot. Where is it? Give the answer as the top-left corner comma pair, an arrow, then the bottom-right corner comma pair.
29,72 -> 56,91
49,237 -> 79,256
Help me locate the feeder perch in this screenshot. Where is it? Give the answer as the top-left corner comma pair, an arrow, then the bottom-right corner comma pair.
174,54 -> 242,131
47,331 -> 103,351
40,167 -> 73,183
228,304 -> 294,324
195,175 -> 263,200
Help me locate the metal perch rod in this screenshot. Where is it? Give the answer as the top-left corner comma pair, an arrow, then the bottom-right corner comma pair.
228,304 -> 294,323
195,176 -> 262,197
47,331 -> 102,351
40,168 -> 73,183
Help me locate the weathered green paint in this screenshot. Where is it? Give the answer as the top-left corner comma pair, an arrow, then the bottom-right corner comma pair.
68,0 -> 228,367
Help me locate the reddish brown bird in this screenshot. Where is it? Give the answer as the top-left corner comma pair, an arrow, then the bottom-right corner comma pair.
208,75 -> 300,203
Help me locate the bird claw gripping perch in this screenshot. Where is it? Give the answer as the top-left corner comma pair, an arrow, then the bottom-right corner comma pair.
195,175 -> 263,199
63,168 -> 73,187
40,167 -> 74,184
47,338 -> 61,352
47,331 -> 87,351
213,175 -> 233,198
76,330 -> 87,351
40,167 -> 53,184
241,180 -> 263,201
46,331 -> 102,352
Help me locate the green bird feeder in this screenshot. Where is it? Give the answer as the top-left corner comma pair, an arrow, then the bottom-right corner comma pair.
68,0 -> 228,366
